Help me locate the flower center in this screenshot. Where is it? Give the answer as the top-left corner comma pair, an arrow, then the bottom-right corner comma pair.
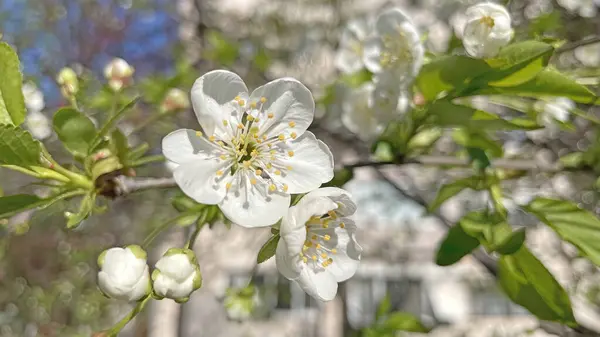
196,96 -> 298,193
479,15 -> 495,28
299,209 -> 345,268
379,28 -> 416,70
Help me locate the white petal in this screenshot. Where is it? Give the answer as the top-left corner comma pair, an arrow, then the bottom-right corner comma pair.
270,132 -> 334,194
98,271 -> 128,300
297,187 -> 356,217
296,267 -> 338,301
334,49 -> 364,75
250,78 -> 315,139
362,37 -> 383,73
169,274 -> 196,298
191,70 -> 249,136
162,129 -> 223,165
276,239 -> 302,279
153,274 -> 177,298
219,172 -> 291,227
327,221 -> 362,282
173,159 -> 231,204
128,265 -> 150,301
156,254 -> 195,282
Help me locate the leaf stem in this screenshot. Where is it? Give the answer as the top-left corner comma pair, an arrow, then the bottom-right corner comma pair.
105,296 -> 151,337
41,146 -> 94,190
128,155 -> 166,168
142,212 -> 199,249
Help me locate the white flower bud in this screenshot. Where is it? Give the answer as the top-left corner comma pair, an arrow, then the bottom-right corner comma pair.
151,248 -> 202,303
104,58 -> 135,92
97,245 -> 151,301
56,67 -> 79,98
462,3 -> 514,59
161,88 -> 190,113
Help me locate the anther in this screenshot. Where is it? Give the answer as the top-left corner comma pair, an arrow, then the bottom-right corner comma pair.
269,184 -> 277,192
209,135 -> 216,142
278,134 -> 285,141
275,170 -> 281,175
238,100 -> 245,106
288,150 -> 294,157
195,131 -> 203,137
328,210 -> 337,219
312,255 -> 317,261
288,121 -> 296,127
243,161 -> 251,169
324,235 -> 331,241
216,170 -> 224,176
260,97 -> 267,103
247,115 -> 255,122
255,169 -> 262,175
222,120 -> 228,126
250,101 -> 257,109
268,113 -> 274,119
283,184 -> 288,192
339,223 -> 345,229
250,178 -> 257,185
237,123 -> 244,129
290,132 -> 297,139
226,182 -> 232,190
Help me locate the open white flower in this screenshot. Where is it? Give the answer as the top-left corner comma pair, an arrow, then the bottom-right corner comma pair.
462,3 -> 513,59
335,18 -> 372,74
104,58 -> 135,92
152,248 -> 202,303
25,111 -> 51,140
97,245 -> 151,301
575,42 -> 600,68
342,82 -> 410,141
162,70 -> 334,228
276,187 -> 362,301
363,8 -> 424,84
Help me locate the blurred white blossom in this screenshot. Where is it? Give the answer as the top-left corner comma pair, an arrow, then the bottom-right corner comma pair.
575,42 -> 600,68
557,0 -> 600,18
25,111 -> 51,140
462,3 -> 513,58
104,58 -> 135,92
335,17 -> 372,74
534,97 -> 574,126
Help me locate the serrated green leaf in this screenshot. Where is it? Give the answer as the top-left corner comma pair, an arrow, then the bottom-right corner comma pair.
0,42 -> 26,126
525,198 -> 600,267
499,246 -> 576,325
257,234 -> 280,264
416,55 -> 492,101
53,108 -> 97,157
0,124 -> 41,166
382,312 -> 431,333
474,68 -> 597,104
428,176 -> 483,211
435,224 -> 480,266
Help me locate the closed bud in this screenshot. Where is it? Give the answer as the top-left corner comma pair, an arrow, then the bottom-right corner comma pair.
56,68 -> 79,98
97,245 -> 151,301
152,248 -> 202,302
104,58 -> 135,92
161,88 -> 190,113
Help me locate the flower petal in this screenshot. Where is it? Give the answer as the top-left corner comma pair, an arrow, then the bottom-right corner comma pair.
327,220 -> 362,282
276,239 -> 302,279
362,37 -> 383,73
249,78 -> 315,139
156,255 -> 195,282
296,267 -> 338,301
162,129 -> 223,165
342,84 -> 381,141
296,187 -> 356,217
128,265 -> 150,301
219,172 -> 291,227
270,131 -> 334,194
191,70 -> 249,136
173,159 -> 231,204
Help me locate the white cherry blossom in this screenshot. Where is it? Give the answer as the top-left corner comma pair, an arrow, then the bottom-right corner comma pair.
162,70 -> 334,228
22,82 -> 45,112
462,3 -> 513,59
152,248 -> 202,303
342,82 -> 410,141
575,42 -> 600,68
534,97 -> 574,126
363,8 -> 424,84
25,111 -> 51,140
334,17 -> 372,74
276,187 -> 362,301
97,245 -> 151,302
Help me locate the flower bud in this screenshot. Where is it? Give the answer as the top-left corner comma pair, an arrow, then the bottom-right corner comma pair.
104,58 -> 135,92
224,285 -> 262,321
160,88 -> 190,113
151,248 -> 202,302
97,245 -> 151,301
56,67 -> 79,98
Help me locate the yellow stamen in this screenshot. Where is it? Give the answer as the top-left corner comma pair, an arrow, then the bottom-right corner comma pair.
321,253 -> 327,259
274,170 -> 281,175
288,150 -> 294,157
324,235 -> 331,241
290,132 -> 297,139
243,161 -> 251,169
238,99 -> 245,106
278,134 -> 285,141
269,184 -> 277,192
286,165 -> 293,171
255,169 -> 262,175
220,154 -> 227,160
195,131 -> 203,137
226,182 -> 232,190
209,135 -> 216,142
339,222 -> 345,229
268,113 -> 274,119
328,210 -> 337,219
331,249 -> 337,254
250,178 -> 257,185
222,120 -> 228,126
247,115 -> 255,122
260,97 -> 267,103
237,123 -> 244,129
283,184 -> 288,192
312,255 -> 317,261
288,121 -> 296,127
216,170 -> 223,176
266,163 -> 272,169
250,101 -> 257,109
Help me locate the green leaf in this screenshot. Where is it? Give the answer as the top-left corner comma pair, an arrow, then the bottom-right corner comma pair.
0,124 -> 41,166
559,152 -> 584,169
485,40 -> 554,87
172,194 -> 202,213
498,246 -> 576,325
53,108 -> 97,157
525,198 -> 600,267
0,42 -> 26,126
66,194 -> 95,228
111,129 -> 129,165
474,68 -> 597,104
376,295 -> 392,320
0,190 -> 84,219
428,101 -> 539,131
435,224 -> 480,266
496,228 -> 526,255
323,168 -> 354,188
382,312 -> 431,333
91,156 -> 123,182
428,176 -> 483,212
89,97 -> 139,153
257,234 -> 280,264
407,127 -> 442,152
416,55 -> 491,101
